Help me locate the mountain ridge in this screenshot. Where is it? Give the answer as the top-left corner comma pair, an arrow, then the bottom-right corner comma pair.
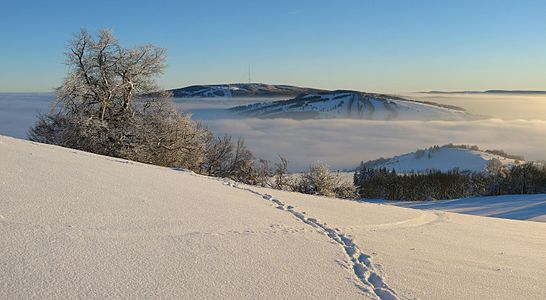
423,90 -> 546,95
167,83 -> 327,98
230,90 -> 469,120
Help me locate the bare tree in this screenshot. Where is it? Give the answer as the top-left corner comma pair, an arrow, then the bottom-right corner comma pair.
29,29 -> 208,169
227,137 -> 256,183
273,156 -> 290,190
202,135 -> 234,176
199,135 -> 259,184
255,159 -> 273,187
58,29 -> 166,122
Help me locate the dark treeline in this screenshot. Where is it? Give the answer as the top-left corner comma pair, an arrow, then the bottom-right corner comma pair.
354,162 -> 546,201
487,162 -> 546,195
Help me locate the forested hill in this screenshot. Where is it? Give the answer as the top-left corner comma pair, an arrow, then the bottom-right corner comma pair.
231,90 -> 470,120
361,144 -> 524,174
168,83 -> 326,98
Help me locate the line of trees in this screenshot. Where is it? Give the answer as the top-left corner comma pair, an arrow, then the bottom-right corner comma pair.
486,160 -> 546,195
223,158 -> 357,199
354,162 -> 546,201
354,167 -> 488,201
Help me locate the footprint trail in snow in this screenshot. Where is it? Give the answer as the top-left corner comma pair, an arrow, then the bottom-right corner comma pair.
221,178 -> 399,300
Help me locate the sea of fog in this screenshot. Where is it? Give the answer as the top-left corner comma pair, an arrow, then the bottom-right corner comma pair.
404,92 -> 546,120
2,92 -> 546,170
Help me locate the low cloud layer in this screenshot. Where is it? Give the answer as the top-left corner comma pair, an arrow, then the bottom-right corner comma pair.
2,93 -> 545,172
205,118 -> 546,171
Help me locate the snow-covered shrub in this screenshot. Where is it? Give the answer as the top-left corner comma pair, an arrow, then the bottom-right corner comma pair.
295,162 -> 357,199
200,136 -> 258,184
333,180 -> 358,199
272,156 -> 291,190
297,162 -> 338,197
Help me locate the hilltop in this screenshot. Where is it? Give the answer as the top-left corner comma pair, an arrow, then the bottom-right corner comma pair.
231,90 -> 470,120
361,144 -> 523,173
167,83 -> 326,98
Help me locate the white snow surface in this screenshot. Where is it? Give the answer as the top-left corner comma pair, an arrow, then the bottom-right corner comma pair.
1,135 -> 546,299
363,146 -> 521,173
364,194 -> 546,222
232,91 -> 471,120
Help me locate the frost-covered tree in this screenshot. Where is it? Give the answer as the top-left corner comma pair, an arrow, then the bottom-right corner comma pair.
227,138 -> 256,183
297,162 -> 356,198
297,162 -> 335,196
202,135 -> 234,176
200,135 -> 260,184
486,158 -> 504,174
255,159 -> 273,187
273,156 -> 290,190
333,180 -> 358,199
29,29 -> 208,169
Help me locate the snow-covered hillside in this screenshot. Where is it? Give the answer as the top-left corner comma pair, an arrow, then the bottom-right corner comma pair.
168,83 -> 325,98
231,90 -> 471,120
362,145 -> 523,173
364,194 -> 546,222
2,135 -> 546,299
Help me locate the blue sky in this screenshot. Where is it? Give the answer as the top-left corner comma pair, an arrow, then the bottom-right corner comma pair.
1,0 -> 546,92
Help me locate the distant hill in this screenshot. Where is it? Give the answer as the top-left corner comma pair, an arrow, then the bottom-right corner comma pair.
424,90 -> 546,95
361,144 -> 524,174
167,83 -> 326,98
230,90 -> 470,120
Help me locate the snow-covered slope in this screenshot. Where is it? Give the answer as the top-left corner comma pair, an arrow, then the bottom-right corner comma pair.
0,136 -> 365,299
362,145 -> 522,173
2,135 -> 546,299
231,90 -> 470,120
168,83 -> 325,98
364,194 -> 546,222
248,184 -> 546,299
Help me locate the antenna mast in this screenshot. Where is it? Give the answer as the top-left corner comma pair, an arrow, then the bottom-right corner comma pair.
248,65 -> 251,84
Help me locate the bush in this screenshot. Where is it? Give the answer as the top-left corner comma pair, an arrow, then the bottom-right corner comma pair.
295,162 -> 357,199
200,135 -> 258,184
296,162 -> 338,197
